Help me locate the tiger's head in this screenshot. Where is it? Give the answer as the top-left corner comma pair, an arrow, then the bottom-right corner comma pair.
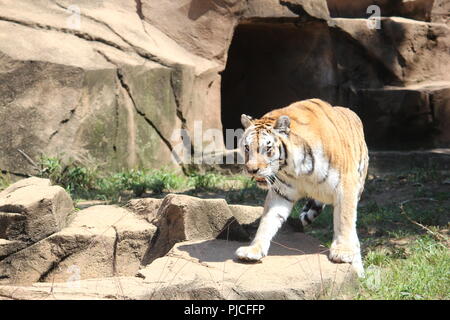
240,114 -> 290,188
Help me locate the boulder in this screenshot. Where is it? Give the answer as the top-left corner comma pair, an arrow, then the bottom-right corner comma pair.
228,204 -> 263,225
0,232 -> 357,300
144,194 -> 249,264
0,205 -> 156,285
0,177 -> 51,198
0,177 -> 73,245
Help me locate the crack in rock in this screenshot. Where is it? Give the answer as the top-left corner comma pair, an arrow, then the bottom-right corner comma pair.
49,108 -> 77,141
0,15 -> 126,52
53,1 -> 170,68
116,68 -> 176,156
134,0 -> 145,20
112,226 -> 119,276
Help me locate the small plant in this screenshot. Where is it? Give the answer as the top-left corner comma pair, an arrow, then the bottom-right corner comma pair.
0,172 -> 12,191
38,156 -> 63,183
38,156 -> 99,199
189,172 -> 224,191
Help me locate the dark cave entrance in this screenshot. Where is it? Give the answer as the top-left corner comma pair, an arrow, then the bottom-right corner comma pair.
220,20 -> 338,147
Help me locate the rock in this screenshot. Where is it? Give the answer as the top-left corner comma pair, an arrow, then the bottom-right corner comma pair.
139,231 -> 357,299
431,0 -> 450,24
0,177 -> 74,244
331,18 -> 450,85
327,0 -> 435,21
125,198 -> 164,223
0,177 -> 50,199
432,87 -> 450,147
354,82 -> 450,148
0,277 -> 148,300
228,204 -> 264,236
0,205 -> 156,285
368,149 -> 450,174
0,239 -> 27,259
0,232 -> 357,300
228,204 -> 263,225
145,194 -> 249,264
0,0 -> 217,175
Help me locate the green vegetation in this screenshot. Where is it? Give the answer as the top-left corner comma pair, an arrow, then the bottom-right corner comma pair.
37,156 -> 187,201
35,156 -> 264,203
188,172 -> 225,191
357,236 -> 449,300
0,172 -> 12,191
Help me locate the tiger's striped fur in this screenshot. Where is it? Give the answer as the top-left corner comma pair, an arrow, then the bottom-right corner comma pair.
235,98 -> 369,277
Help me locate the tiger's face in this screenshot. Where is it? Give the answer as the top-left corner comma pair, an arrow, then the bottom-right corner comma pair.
240,114 -> 290,188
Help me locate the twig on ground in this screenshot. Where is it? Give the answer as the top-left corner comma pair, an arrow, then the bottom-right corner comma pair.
399,198 -> 449,244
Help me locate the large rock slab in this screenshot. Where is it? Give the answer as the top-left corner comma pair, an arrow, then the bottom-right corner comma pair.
0,205 -> 156,285
138,232 -> 357,299
0,231 -> 356,300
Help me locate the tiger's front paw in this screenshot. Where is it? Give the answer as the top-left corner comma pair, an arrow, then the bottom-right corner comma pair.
235,243 -> 266,262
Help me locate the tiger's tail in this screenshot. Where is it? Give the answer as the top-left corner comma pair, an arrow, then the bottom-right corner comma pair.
299,199 -> 325,226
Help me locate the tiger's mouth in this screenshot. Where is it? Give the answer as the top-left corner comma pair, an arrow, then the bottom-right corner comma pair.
254,177 -> 268,186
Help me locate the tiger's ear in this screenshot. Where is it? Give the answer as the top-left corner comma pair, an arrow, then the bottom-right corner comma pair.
274,115 -> 290,135
241,114 -> 253,129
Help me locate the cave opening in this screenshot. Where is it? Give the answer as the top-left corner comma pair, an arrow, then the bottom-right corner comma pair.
220,20 -> 337,149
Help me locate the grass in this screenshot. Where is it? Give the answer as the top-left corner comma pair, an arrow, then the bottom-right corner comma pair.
357,236 -> 449,300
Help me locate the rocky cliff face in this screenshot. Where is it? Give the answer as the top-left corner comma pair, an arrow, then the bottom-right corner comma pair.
0,0 -> 449,176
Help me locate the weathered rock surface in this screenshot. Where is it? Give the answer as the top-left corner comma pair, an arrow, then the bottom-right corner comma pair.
144,194 -> 250,264
327,0 -> 439,22
0,205 -> 156,285
0,232 -> 357,300
0,185 -> 359,300
0,0 -> 329,176
125,197 -> 164,222
0,177 -> 73,247
2,0 -> 447,176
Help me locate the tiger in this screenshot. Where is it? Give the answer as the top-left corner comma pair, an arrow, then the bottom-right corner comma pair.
235,98 -> 369,277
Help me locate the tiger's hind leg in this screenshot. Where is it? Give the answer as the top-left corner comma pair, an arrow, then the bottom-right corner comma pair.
299,199 -> 325,226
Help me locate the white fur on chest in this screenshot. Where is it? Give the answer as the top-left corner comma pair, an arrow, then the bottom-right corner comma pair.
276,145 -> 341,204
